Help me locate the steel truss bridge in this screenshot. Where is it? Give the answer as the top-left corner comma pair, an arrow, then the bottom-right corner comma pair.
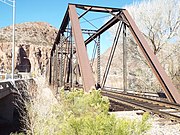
0,4 -> 180,133
48,3 -> 180,121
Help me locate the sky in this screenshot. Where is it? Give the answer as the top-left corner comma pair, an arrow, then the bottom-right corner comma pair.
0,0 -> 141,56
0,0 -> 141,28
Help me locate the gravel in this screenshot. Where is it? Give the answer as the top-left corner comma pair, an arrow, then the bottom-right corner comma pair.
111,110 -> 180,135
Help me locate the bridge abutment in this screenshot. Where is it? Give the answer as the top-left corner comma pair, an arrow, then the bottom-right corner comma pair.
0,79 -> 37,134
0,94 -> 14,124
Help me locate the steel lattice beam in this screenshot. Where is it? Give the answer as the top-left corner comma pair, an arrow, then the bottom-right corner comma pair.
68,5 -> 95,92
49,3 -> 180,104
122,10 -> 180,103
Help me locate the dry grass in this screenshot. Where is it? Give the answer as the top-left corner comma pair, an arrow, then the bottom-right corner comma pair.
12,76 -> 151,135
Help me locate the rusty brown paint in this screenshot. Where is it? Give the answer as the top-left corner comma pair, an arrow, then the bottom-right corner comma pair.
85,15 -> 120,45
68,5 -> 95,92
74,3 -> 123,13
122,10 -> 180,104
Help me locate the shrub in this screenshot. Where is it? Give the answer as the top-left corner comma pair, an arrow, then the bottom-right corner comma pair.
13,89 -> 151,135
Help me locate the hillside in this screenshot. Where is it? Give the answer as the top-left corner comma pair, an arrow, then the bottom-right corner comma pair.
0,21 -> 179,91
93,37 -> 180,92
0,22 -> 58,74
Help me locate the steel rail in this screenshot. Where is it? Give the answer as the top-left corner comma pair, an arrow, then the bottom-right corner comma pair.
102,90 -> 180,122
102,90 -> 180,110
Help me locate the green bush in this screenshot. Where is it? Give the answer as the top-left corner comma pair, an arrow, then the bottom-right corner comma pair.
14,89 -> 151,135
57,89 -> 151,135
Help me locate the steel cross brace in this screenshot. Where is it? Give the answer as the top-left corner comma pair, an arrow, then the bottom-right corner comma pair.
68,5 -> 95,92
122,10 -> 180,104
50,3 -> 180,103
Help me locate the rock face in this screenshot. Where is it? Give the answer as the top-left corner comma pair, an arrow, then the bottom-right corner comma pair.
16,45 -> 31,72
0,22 -> 58,75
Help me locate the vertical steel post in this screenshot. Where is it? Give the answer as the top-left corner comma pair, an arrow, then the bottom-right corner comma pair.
122,10 -> 180,103
11,0 -> 15,80
68,5 -> 95,92
50,4 -> 179,103
49,53 -> 52,85
55,44 -> 59,91
70,28 -> 73,88
101,22 -> 123,88
51,52 -> 54,85
75,61 -> 79,85
123,23 -> 127,92
60,34 -> 64,87
63,39 -> 70,86
97,35 -> 101,84
52,50 -> 56,87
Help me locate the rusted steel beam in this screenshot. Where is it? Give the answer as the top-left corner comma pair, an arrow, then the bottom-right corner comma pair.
60,9 -> 70,34
68,4 -> 95,92
59,38 -> 64,87
123,24 -> 127,92
55,44 -> 58,90
78,7 -> 92,19
85,13 -> 121,45
49,55 -> 52,85
101,22 -> 123,88
97,36 -> 101,84
122,10 -> 180,104
52,48 -> 57,88
52,52 -> 55,86
73,3 -> 123,13
63,37 -> 71,87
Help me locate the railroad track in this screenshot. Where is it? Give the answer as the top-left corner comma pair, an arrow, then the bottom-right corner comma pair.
101,89 -> 180,122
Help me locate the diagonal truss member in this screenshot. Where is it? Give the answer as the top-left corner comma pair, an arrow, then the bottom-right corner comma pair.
50,3 -> 180,104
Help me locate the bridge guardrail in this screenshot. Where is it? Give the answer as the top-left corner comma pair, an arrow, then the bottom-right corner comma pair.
0,81 -> 14,99
0,73 -> 33,81
0,73 -> 33,99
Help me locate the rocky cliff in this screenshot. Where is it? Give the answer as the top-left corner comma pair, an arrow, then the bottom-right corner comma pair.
0,22 -> 58,75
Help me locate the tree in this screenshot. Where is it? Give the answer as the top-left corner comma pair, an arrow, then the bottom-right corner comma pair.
108,0 -> 180,91
127,0 -> 180,55
126,0 -> 180,90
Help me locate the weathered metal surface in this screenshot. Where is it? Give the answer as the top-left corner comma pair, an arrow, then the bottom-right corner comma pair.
123,24 -> 127,92
102,89 -> 180,122
97,36 -> 101,84
78,7 -> 92,19
49,56 -> 52,85
59,35 -> 64,87
63,40 -> 69,86
55,44 -> 59,90
49,4 -> 179,104
85,14 -> 121,45
68,4 -> 95,92
101,22 -> 123,88
74,3 -> 123,13
122,10 -> 180,104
